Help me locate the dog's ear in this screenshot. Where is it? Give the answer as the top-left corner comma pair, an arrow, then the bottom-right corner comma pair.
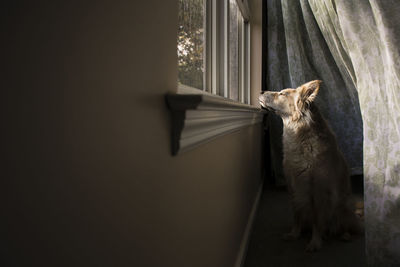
298,80 -> 321,105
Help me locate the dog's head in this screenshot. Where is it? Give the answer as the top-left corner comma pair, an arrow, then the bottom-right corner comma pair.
259,80 -> 321,120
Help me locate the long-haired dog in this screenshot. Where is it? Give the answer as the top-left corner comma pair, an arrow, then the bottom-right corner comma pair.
259,80 -> 360,252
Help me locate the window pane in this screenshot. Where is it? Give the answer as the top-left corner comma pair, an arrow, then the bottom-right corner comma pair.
244,21 -> 250,104
229,0 -> 239,101
177,0 -> 205,90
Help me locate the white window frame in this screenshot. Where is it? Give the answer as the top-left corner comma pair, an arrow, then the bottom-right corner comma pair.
178,0 -> 251,105
170,0 -> 263,156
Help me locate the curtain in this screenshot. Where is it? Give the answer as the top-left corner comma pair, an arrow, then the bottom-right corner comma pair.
266,0 -> 400,265
266,0 -> 363,184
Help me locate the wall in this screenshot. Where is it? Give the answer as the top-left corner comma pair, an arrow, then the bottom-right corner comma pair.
3,1 -> 263,266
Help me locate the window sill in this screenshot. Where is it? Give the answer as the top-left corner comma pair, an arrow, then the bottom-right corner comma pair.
166,92 -> 265,155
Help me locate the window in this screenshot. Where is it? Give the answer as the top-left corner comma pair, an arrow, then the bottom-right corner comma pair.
177,0 -> 206,90
169,0 -> 260,155
177,0 -> 251,104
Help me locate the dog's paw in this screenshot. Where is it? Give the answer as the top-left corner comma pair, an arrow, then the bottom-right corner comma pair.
305,240 -> 321,252
340,232 -> 351,242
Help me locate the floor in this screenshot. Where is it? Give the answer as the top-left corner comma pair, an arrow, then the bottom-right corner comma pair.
243,179 -> 366,267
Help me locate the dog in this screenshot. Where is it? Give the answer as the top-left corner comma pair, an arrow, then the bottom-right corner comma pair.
259,80 -> 360,252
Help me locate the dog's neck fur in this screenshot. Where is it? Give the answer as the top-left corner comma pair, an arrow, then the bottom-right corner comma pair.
281,104 -> 331,157
282,104 -> 319,135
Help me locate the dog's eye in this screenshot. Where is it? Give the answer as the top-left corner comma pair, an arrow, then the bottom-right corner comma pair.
279,92 -> 287,96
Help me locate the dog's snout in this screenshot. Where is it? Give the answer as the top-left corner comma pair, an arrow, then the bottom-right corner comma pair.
260,91 -> 265,95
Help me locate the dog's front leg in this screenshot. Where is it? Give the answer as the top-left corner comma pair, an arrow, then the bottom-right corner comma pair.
306,198 -> 325,252
283,213 -> 301,241
306,223 -> 322,252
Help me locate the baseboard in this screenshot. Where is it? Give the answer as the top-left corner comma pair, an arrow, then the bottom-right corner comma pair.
234,182 -> 264,267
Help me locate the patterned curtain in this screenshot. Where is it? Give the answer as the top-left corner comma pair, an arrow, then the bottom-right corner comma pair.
266,0 -> 400,265
266,0 -> 363,184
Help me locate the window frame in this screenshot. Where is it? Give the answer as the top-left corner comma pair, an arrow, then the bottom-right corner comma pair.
178,0 -> 251,105
169,0 -> 263,156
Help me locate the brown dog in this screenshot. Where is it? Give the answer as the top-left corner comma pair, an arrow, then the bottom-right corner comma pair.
259,80 -> 360,252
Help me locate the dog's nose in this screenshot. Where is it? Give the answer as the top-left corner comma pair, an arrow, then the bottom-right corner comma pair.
260,91 -> 265,94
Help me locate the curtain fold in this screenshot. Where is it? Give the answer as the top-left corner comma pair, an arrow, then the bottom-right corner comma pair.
309,1 -> 400,265
266,0 -> 363,186
267,0 -> 400,265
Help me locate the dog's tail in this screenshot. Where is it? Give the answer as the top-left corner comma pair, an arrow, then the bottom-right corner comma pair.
342,197 -> 365,237
328,197 -> 364,238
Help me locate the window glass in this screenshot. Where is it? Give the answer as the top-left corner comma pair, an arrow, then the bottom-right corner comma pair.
177,0 -> 250,104
177,0 -> 206,90
229,0 -> 239,101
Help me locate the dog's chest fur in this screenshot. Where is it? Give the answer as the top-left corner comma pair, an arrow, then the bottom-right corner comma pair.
280,108 -> 335,195
282,121 -> 321,181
